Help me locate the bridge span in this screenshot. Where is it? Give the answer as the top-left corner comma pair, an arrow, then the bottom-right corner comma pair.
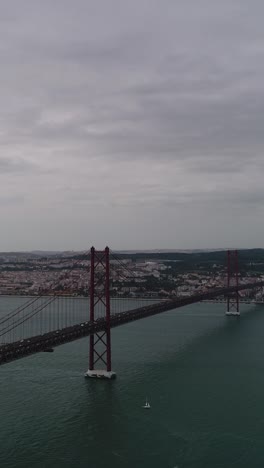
0,281 -> 262,367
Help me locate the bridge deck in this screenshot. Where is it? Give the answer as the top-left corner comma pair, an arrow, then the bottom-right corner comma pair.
0,281 -> 263,366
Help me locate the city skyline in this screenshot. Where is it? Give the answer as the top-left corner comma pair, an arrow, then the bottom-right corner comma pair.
1,1 -> 264,250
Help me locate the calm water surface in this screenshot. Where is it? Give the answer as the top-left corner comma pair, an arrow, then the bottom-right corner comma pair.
0,297 -> 264,468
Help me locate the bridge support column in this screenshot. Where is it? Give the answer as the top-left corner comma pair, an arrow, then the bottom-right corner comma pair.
226,250 -> 240,316
85,246 -> 116,379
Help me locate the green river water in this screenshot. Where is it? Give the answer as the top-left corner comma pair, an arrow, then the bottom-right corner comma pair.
0,298 -> 264,468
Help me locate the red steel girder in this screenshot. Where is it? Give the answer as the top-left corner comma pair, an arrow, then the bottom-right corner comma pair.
227,249 -> 239,314
89,246 -> 112,372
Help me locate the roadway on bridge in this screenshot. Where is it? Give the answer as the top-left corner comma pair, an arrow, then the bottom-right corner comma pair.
0,281 -> 263,366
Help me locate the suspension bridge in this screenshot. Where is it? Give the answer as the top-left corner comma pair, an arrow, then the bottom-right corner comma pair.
0,248 -> 262,377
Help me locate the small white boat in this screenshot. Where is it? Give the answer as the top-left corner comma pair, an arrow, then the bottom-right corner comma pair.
142,398 -> 151,409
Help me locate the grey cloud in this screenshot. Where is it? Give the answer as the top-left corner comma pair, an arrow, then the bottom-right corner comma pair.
0,0 -> 264,249
30,33 -> 148,67
0,195 -> 25,205
111,187 -> 264,209
0,157 -> 37,174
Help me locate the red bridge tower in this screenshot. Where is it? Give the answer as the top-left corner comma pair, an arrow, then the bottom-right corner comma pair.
226,249 -> 240,316
85,247 -> 116,379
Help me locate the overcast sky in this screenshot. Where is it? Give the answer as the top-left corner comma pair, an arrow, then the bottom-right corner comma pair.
1,0 -> 264,251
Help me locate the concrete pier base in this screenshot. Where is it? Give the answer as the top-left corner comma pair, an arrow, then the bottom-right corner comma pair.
226,311 -> 240,316
85,369 -> 116,379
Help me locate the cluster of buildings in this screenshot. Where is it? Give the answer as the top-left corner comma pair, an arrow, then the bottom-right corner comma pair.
0,257 -> 89,296
111,262 -> 263,299
0,254 -> 263,299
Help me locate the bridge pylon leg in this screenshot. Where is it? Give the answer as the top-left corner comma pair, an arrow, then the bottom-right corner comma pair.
226,249 -> 240,316
85,246 -> 116,379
